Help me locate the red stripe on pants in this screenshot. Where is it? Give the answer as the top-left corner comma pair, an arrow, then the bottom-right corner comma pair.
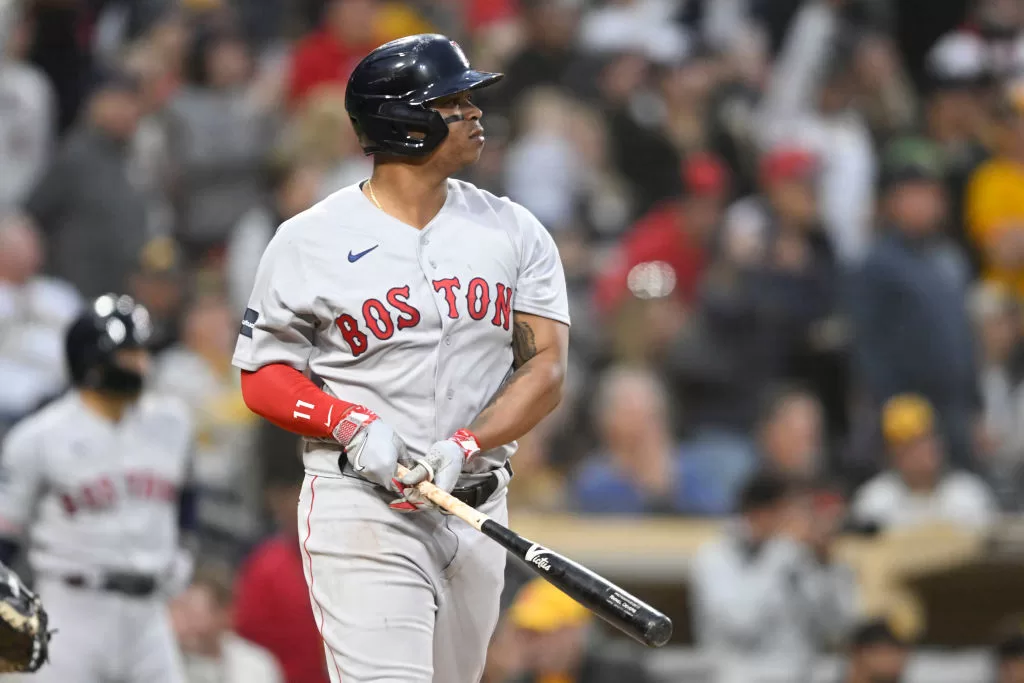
303,475 -> 343,681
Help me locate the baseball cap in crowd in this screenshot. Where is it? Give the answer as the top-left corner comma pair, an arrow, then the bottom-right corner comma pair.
926,32 -> 991,90
682,152 -> 729,197
882,394 -> 935,446
758,146 -> 818,188
877,136 -> 946,192
508,578 -> 591,633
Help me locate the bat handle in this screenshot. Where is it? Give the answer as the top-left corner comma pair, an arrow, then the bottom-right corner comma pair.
395,465 -> 491,531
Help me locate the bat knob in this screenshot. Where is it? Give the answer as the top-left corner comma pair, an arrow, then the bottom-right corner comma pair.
644,615 -> 673,648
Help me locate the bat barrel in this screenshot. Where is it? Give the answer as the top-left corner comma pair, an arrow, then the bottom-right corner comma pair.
481,520 -> 674,648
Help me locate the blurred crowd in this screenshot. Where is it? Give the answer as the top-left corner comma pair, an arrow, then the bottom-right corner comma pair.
9,0 -> 1024,680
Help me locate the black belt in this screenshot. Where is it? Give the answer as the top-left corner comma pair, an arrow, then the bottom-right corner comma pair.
339,453 -> 511,508
63,572 -> 158,598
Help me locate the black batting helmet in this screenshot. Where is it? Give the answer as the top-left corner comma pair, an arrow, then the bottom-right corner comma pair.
66,294 -> 153,396
345,34 -> 503,157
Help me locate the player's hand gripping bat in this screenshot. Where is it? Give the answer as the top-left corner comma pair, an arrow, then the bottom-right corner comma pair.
395,466 -> 673,648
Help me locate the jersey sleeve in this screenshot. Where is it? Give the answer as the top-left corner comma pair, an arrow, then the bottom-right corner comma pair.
0,424 -> 45,536
511,203 -> 571,325
232,229 -> 318,372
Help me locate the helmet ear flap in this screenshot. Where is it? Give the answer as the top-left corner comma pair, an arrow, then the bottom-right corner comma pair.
356,101 -> 450,157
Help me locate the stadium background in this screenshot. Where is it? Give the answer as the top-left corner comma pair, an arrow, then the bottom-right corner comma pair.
10,0 -> 1024,680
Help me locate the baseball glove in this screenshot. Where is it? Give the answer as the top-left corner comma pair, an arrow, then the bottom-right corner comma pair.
0,563 -> 50,673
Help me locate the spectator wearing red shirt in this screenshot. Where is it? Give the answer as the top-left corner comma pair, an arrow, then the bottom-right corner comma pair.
286,0 -> 378,107
286,0 -> 434,108
234,442 -> 329,683
594,153 -> 729,318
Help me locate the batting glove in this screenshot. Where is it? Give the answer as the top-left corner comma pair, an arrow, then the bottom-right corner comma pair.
334,406 -> 409,493
390,429 -> 481,512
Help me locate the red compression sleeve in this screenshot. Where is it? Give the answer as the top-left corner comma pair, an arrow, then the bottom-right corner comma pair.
240,364 -> 356,439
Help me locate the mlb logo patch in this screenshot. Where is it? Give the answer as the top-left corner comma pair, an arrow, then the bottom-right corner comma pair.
239,308 -> 259,338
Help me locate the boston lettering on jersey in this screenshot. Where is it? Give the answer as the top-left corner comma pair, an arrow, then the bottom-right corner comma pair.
60,472 -> 178,515
336,278 -> 513,357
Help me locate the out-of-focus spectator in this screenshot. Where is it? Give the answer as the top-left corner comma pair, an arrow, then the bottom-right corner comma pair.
597,52 -> 685,215
26,0 -> 92,132
234,444 -> 330,683
758,2 -> 876,265
657,51 -> 720,158
171,564 -> 284,683
595,153 -> 728,318
285,0 -> 432,109
0,4 -> 54,214
480,0 -> 583,124
225,157 -> 324,314
571,365 -> 721,515
690,471 -> 858,683
850,394 -> 998,531
972,283 -> 1024,507
579,0 -> 689,66
851,136 -> 979,470
996,618 -> 1024,683
503,88 -> 588,233
755,385 -> 825,482
840,617 -> 911,683
0,214 -> 80,434
123,38 -> 180,240
21,67 -> 151,299
166,27 -> 278,263
852,33 -> 918,142
966,80 -> 1024,299
129,235 -> 188,353
506,577 -> 658,683
666,147 -> 839,465
934,0 -> 1024,84
276,87 -> 371,198
729,145 -> 849,435
153,292 -> 261,562
924,31 -> 993,273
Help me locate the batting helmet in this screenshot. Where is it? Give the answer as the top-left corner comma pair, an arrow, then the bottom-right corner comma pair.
65,294 -> 153,396
345,34 -> 503,157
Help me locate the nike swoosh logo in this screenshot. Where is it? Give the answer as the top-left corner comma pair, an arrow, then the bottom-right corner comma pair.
524,544 -> 549,562
324,405 -> 333,429
348,245 -> 379,263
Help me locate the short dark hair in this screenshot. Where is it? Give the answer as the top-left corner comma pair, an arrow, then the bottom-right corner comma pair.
850,618 -> 908,650
737,470 -> 797,514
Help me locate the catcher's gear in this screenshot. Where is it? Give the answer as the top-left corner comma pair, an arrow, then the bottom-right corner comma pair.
0,563 -> 50,673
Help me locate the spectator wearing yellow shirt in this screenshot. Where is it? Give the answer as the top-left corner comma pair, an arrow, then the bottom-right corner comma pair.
966,80 -> 1024,299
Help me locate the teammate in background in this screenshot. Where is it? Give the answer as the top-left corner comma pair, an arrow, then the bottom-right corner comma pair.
234,34 -> 570,683
0,293 -> 196,683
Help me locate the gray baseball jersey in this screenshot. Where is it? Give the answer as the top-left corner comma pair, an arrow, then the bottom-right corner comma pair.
231,179 -> 570,474
0,391 -> 193,577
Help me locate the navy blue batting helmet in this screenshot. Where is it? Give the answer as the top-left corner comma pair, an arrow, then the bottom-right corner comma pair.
65,294 -> 153,395
345,34 -> 503,157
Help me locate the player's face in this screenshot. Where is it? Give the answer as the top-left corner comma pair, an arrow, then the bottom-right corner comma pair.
429,91 -> 486,170
113,348 -> 152,380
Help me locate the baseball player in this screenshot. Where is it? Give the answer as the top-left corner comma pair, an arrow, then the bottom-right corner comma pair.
0,293 -> 195,683
234,34 -> 570,683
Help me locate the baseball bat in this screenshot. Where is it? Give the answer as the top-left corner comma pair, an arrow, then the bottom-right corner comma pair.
396,466 -> 673,648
